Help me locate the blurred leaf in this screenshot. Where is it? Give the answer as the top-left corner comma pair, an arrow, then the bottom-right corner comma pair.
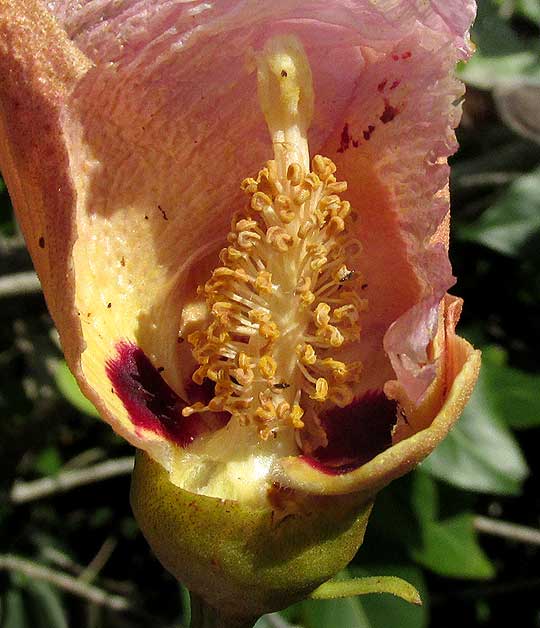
255,615 -> 296,628
350,565 -> 428,628
0,588 -> 28,628
23,580 -> 68,628
410,470 -> 439,523
413,513 -> 495,580
495,83 -> 540,144
481,347 -> 540,429
496,0 -> 540,24
54,361 -> 100,418
460,1 -> 540,89
34,447 -> 62,476
422,360 -> 529,495
457,167 -> 540,256
299,596 -> 371,628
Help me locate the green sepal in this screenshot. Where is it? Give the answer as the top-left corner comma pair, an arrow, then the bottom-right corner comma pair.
310,575 -> 422,606
130,451 -> 373,623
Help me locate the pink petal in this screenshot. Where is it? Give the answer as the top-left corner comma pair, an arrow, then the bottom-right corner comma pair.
0,0 -> 476,469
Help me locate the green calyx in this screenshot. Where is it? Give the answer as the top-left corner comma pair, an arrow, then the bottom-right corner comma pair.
130,451 -> 372,622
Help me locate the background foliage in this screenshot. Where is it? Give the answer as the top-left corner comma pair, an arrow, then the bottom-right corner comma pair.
1,1 -> 540,626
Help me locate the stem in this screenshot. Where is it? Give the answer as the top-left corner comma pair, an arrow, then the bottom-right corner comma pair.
189,592 -> 257,628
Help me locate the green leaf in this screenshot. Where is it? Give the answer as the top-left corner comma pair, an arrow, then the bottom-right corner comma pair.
460,2 -> 540,89
34,447 -> 62,476
421,366 -> 529,495
457,168 -> 540,256
481,347 -> 540,429
54,360 -> 100,418
310,576 -> 421,606
413,514 -> 495,580
0,589 -> 29,628
299,596 -> 371,628
496,0 -> 540,24
23,580 -> 68,628
350,565 -> 428,628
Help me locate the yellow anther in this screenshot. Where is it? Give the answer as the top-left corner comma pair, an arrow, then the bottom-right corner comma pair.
297,220 -> 314,239
235,218 -> 259,232
238,352 -> 250,370
326,215 -> 345,236
182,402 -> 206,417
320,358 -> 348,382
255,400 -> 276,422
300,291 -> 315,306
338,200 -> 352,219
303,172 -> 322,190
279,209 -> 296,224
255,270 -> 273,294
310,377 -> 329,402
287,162 -> 304,186
240,177 -> 258,194
312,155 -> 336,180
249,309 -> 271,324
237,230 -> 261,250
290,404 -> 305,429
326,181 -> 348,194
333,304 -> 359,324
314,302 -> 331,328
259,320 -> 280,340
266,226 -> 293,252
258,355 -> 277,379
329,385 -> 354,407
295,276 -> 311,293
232,367 -> 254,387
293,188 -> 310,205
251,191 -> 272,212
297,343 -> 316,365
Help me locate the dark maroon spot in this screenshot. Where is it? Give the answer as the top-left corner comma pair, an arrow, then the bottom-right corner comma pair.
352,139 -> 360,148
177,336 -> 185,344
157,366 -> 165,373
158,205 -> 168,220
144,215 -> 149,220
377,79 -> 387,92
390,79 -> 401,90
106,341 -> 226,447
392,53 -> 400,61
337,122 -> 351,153
363,125 -> 375,141
361,283 -> 368,290
107,302 -> 112,308
281,69 -> 288,77
401,51 -> 412,59
302,389 -> 397,475
380,100 -> 399,124
38,236 -> 45,249
120,256 -> 126,267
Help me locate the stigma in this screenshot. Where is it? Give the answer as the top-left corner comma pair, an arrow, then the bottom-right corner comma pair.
183,36 -> 366,443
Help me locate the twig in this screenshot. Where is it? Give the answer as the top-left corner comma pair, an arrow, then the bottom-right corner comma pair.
80,537 -> 117,584
456,171 -> 521,188
42,546 -> 135,596
0,270 -> 41,298
474,515 -> 540,546
10,457 -> 134,504
0,554 -> 131,611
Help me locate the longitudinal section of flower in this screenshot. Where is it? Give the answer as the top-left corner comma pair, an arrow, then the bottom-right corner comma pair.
184,154 -> 366,441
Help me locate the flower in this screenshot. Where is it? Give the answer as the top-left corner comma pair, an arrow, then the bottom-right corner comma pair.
0,0 -> 479,621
